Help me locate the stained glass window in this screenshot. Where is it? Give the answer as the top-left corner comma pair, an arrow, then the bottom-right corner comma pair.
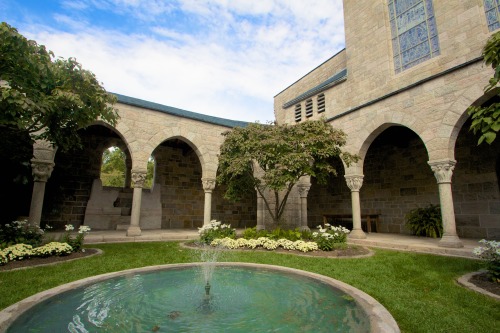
484,0 -> 500,31
388,0 -> 440,73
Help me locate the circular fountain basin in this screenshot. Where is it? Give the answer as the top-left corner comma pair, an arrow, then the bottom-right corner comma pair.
0,263 -> 399,333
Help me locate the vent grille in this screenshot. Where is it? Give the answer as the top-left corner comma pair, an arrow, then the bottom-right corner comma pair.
317,94 -> 325,113
295,104 -> 302,122
305,99 -> 313,117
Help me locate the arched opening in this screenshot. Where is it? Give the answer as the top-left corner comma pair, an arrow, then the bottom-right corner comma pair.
43,125 -> 129,229
0,127 -> 33,224
308,157 -> 349,229
153,138 -> 204,229
453,116 -> 500,239
100,146 -> 127,187
362,126 -> 437,234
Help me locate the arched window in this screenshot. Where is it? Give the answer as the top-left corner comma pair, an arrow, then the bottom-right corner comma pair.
144,155 -> 155,189
100,146 -> 126,187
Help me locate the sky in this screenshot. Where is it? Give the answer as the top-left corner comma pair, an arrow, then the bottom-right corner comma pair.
1,0 -> 345,123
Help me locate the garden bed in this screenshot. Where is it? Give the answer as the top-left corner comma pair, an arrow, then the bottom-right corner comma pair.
0,248 -> 100,271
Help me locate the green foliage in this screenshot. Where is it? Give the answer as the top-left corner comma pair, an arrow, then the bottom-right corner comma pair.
217,119 -> 357,226
0,22 -> 118,152
101,148 -> 126,187
405,204 -> 443,238
267,227 -> 302,241
198,220 -> 236,245
0,220 -> 45,248
242,227 -> 268,239
467,31 -> 500,145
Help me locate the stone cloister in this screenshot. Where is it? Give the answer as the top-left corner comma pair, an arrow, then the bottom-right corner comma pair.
4,1 -> 500,249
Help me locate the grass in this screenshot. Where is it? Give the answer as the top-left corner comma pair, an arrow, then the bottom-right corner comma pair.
0,242 -> 499,333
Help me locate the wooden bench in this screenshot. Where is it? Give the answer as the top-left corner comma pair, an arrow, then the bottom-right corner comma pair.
322,214 -> 380,233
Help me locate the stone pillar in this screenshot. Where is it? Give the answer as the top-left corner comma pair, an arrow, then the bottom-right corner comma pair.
345,175 -> 366,239
256,190 -> 265,230
202,178 -> 216,227
127,170 -> 146,236
28,141 -> 57,226
428,159 -> 463,248
297,184 -> 311,231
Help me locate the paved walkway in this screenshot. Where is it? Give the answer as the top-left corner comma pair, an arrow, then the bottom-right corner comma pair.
80,229 -> 480,259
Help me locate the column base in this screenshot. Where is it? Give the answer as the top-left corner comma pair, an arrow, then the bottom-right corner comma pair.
126,226 -> 142,237
438,234 -> 463,248
256,225 -> 265,231
348,229 -> 367,239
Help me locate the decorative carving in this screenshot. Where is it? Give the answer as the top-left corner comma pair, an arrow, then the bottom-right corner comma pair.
202,178 -> 216,192
33,140 -> 57,161
345,175 -> 364,192
428,160 -> 456,184
31,159 -> 54,182
297,184 -> 310,197
131,171 -> 146,188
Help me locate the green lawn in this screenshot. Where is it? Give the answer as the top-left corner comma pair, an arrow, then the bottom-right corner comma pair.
0,242 -> 498,333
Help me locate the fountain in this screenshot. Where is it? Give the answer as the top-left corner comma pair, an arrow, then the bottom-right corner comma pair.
0,262 -> 399,332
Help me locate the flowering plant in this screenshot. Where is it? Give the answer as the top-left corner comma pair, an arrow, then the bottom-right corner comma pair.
198,220 -> 235,244
210,237 -> 318,252
312,223 -> 350,251
473,239 -> 500,283
61,224 -> 91,252
0,220 -> 46,248
0,242 -> 73,265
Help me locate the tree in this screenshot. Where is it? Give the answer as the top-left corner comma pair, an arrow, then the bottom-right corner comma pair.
101,148 -> 126,187
467,31 -> 500,145
0,22 -> 118,152
217,119 -> 357,227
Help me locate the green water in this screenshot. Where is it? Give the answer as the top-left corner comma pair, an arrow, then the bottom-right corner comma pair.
7,266 -> 370,332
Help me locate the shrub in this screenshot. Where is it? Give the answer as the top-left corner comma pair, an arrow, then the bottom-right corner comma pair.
267,227 -> 302,241
32,242 -> 73,257
0,220 -> 46,248
312,224 -> 350,251
210,237 -> 318,252
473,239 -> 500,283
405,204 -> 443,238
242,227 -> 268,240
198,220 -> 236,245
61,224 -> 91,252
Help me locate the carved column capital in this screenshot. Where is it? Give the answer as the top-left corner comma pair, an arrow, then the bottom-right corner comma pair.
428,159 -> 456,184
345,175 -> 364,192
297,184 -> 311,197
31,159 -> 55,182
131,170 -> 147,188
202,178 -> 216,192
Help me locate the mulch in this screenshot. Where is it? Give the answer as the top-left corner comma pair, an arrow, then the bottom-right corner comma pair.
469,272 -> 500,296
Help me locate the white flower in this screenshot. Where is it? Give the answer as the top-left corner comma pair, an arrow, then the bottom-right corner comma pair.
65,224 -> 75,231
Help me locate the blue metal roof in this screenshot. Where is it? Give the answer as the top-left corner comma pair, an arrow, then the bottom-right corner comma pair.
282,68 -> 347,108
113,93 -> 249,128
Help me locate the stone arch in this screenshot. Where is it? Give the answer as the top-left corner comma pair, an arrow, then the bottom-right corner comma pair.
147,131 -> 218,180
436,85 -> 496,161
356,120 -> 429,169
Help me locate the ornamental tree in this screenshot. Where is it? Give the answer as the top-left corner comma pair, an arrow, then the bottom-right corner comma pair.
467,31 -> 500,145
217,119 -> 357,227
0,22 -> 118,152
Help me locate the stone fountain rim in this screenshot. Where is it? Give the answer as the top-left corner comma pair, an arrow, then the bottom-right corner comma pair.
0,262 -> 400,333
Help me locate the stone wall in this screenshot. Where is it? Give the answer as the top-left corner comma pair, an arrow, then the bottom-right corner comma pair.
155,140 -> 256,229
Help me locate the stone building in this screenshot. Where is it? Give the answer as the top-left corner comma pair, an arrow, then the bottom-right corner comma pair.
6,0 -> 499,247
274,0 -> 500,247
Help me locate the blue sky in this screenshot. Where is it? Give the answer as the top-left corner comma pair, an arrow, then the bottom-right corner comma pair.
1,0 -> 345,123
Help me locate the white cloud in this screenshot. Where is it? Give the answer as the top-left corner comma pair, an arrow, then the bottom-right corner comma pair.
16,0 -> 345,123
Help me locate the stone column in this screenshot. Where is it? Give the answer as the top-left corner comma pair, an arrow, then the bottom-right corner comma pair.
127,170 -> 146,236
256,190 -> 265,230
28,141 -> 57,226
345,175 -> 366,239
202,178 -> 216,227
297,184 -> 311,231
428,159 -> 463,248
